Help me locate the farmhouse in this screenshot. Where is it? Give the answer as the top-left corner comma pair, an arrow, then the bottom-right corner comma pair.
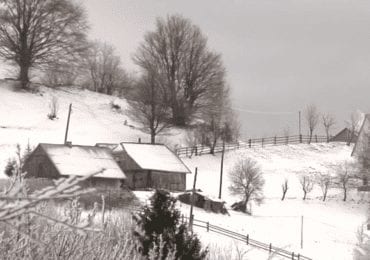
23,143 -> 127,189
330,127 -> 358,143
113,142 -> 191,191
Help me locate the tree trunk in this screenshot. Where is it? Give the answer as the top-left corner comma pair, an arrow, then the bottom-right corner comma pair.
19,63 -> 30,89
323,190 -> 327,201
343,188 -> 347,201
150,129 -> 156,144
281,190 -> 287,201
303,191 -> 307,200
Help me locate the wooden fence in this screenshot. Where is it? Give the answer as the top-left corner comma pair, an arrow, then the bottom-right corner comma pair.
175,134 -> 330,157
181,216 -> 312,260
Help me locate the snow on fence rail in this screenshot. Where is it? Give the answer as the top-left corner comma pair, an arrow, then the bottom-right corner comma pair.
175,134 -> 331,157
181,216 -> 312,260
127,207 -> 312,259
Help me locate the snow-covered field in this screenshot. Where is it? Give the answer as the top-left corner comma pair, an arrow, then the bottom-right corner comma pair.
0,81 -> 186,178
179,143 -> 368,260
0,81 -> 367,259
137,143 -> 368,259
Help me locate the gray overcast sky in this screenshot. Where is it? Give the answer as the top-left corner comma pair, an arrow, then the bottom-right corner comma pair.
33,0 -> 370,137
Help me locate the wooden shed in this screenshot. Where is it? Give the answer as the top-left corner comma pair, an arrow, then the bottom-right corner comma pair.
178,190 -> 228,214
23,143 -> 127,189
113,142 -> 191,191
330,127 -> 358,143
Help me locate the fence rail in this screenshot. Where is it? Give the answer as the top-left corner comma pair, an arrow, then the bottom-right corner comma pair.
175,134 -> 331,157
181,216 -> 312,260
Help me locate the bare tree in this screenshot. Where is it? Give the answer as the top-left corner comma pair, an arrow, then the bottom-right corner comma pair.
322,113 -> 336,142
304,104 -> 320,144
134,14 -> 227,126
0,0 -> 88,89
346,112 -> 362,145
317,174 -> 331,201
337,162 -> 354,202
127,71 -> 171,144
281,178 -> 289,201
83,41 -> 130,95
228,158 -> 265,213
300,176 -> 314,200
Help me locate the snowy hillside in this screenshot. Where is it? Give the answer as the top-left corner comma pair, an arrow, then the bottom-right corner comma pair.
0,80 -> 186,178
176,143 -> 368,260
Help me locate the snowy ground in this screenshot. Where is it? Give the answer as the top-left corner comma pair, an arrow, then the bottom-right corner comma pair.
0,81 -> 367,259
0,81 -> 186,178
136,143 -> 368,260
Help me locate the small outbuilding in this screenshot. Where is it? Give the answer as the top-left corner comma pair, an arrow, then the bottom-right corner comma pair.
330,127 -> 358,143
23,143 -> 127,189
178,190 -> 228,214
113,142 -> 191,191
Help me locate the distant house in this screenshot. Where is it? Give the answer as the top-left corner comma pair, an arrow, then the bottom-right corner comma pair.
330,127 -> 357,143
113,142 -> 191,191
23,143 -> 127,189
352,114 -> 370,158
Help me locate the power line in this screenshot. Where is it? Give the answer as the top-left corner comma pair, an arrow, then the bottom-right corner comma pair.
232,106 -> 296,115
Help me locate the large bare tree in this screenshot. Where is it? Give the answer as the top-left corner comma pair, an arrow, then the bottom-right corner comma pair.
134,14 -> 227,126
322,113 -> 336,141
304,104 -> 320,143
127,71 -> 171,144
0,0 -> 88,89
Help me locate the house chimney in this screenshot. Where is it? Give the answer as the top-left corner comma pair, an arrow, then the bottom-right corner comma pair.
138,138 -> 141,143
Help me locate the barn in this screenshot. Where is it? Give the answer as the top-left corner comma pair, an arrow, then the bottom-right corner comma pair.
330,127 -> 358,143
113,142 -> 191,191
23,143 -> 127,189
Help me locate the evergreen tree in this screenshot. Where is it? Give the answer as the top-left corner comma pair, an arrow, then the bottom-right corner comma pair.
133,190 -> 208,259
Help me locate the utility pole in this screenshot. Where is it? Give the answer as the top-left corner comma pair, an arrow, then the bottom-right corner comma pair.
189,167 -> 198,232
64,103 -> 72,145
301,215 -> 304,249
299,111 -> 302,136
218,140 -> 225,199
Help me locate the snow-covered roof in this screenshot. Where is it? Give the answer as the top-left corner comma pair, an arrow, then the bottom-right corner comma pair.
120,143 -> 191,174
39,143 -> 126,179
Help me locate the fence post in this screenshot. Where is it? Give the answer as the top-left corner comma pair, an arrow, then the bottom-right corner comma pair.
291,252 -> 294,259
246,234 -> 249,245
186,147 -> 188,157
299,134 -> 302,143
269,243 -> 272,253
274,136 -> 277,145
298,253 -> 300,260
262,138 -> 264,147
206,222 -> 209,232
248,139 -> 251,148
315,135 -> 318,143
286,136 -> 288,145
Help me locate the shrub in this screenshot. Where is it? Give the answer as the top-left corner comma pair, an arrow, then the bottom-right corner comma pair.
133,189 -> 208,259
47,96 -> 59,120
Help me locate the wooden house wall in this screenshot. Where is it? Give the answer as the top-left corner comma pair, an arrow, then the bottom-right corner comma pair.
23,146 -> 60,178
